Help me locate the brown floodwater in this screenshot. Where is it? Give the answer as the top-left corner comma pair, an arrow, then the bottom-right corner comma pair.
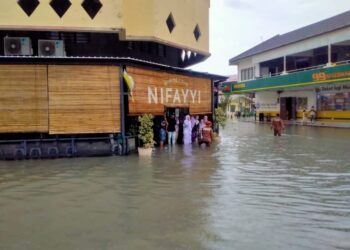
1,121 -> 350,250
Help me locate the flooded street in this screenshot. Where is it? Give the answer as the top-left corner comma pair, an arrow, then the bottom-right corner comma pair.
1,121 -> 350,250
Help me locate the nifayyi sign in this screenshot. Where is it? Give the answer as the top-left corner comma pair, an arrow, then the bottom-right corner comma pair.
148,87 -> 201,104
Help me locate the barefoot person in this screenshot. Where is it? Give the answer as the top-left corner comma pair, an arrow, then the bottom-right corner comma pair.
198,121 -> 214,146
309,106 -> 317,124
159,116 -> 168,149
302,109 -> 308,125
183,115 -> 192,145
271,114 -> 284,136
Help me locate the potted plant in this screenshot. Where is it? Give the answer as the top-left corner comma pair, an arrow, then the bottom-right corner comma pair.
213,107 -> 227,139
138,114 -> 155,156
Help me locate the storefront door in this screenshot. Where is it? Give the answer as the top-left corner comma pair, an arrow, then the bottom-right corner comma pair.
280,97 -> 297,120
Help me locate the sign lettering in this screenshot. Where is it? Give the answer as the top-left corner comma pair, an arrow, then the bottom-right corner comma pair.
312,71 -> 350,81
234,83 -> 246,89
148,87 -> 201,104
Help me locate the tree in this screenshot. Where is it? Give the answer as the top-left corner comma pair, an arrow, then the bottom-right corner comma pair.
219,93 -> 231,114
214,107 -> 227,130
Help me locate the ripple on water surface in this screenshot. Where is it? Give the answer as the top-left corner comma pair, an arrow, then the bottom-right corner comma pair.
0,121 -> 350,250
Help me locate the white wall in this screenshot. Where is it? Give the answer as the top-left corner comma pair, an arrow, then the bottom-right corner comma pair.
237,58 -> 252,82
255,89 -> 317,112
280,89 -> 316,110
255,91 -> 279,112
235,26 -> 350,76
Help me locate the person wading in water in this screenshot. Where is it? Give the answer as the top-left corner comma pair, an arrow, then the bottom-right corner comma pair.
198,121 -> 214,146
271,114 -> 284,136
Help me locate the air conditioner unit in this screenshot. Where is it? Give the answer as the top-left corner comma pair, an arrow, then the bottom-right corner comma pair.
38,40 -> 66,57
4,37 -> 33,56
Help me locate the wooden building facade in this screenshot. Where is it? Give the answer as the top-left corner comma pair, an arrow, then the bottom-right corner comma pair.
0,59 -> 223,160
0,0 -> 225,159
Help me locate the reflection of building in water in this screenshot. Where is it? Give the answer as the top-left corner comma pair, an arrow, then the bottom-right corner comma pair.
0,0 -> 225,159
228,11 -> 350,122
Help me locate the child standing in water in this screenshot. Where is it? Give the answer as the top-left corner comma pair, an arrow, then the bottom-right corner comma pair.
302,109 -> 308,125
271,114 -> 284,136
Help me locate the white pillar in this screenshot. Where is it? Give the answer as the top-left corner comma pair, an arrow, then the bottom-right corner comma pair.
327,44 -> 332,66
282,56 -> 287,74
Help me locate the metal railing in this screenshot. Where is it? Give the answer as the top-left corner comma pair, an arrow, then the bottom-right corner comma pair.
242,59 -> 350,81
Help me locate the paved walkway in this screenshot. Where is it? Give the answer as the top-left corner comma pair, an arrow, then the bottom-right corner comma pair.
233,118 -> 350,128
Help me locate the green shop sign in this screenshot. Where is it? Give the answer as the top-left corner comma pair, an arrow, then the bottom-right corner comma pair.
231,63 -> 350,93
220,82 -> 233,93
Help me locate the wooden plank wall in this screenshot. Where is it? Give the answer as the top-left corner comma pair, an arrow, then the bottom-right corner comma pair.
0,65 -> 48,133
48,65 -> 120,134
189,77 -> 212,115
127,67 -> 212,115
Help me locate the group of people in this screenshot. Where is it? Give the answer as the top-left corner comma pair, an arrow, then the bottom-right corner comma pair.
302,106 -> 317,124
271,106 -> 318,136
158,114 -> 214,148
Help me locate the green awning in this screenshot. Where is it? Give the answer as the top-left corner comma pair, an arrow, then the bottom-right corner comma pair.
231,63 -> 350,93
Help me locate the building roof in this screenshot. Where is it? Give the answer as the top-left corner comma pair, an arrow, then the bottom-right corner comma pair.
0,55 -> 227,81
229,10 -> 350,65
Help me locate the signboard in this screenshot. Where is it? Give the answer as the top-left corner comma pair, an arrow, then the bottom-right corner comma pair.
220,82 -> 233,93
127,67 -> 212,115
232,63 -> 350,93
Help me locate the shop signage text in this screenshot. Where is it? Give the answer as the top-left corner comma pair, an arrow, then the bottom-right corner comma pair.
312,71 -> 350,81
230,64 -> 350,93
233,83 -> 246,89
315,84 -> 350,93
148,87 -> 201,104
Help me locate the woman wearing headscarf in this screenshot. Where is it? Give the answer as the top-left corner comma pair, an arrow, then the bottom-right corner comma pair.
183,115 -> 192,145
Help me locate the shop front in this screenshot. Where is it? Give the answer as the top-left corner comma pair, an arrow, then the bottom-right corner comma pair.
126,66 -> 212,116
231,63 -> 350,121
316,84 -> 350,120
124,66 -> 214,145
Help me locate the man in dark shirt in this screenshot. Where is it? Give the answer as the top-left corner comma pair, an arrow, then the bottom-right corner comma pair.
167,114 -> 177,146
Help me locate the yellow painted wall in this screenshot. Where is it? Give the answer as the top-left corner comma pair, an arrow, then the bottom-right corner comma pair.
0,0 -> 209,55
317,111 -> 350,120
257,111 -> 279,118
259,111 -> 350,120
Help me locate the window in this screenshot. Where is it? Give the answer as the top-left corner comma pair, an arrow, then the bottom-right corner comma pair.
75,33 -> 90,44
158,44 -> 166,57
297,97 -> 308,110
317,92 -> 350,111
241,67 -> 255,81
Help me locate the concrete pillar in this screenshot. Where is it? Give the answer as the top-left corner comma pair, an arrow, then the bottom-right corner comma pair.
282,56 -> 287,74
327,44 -> 332,67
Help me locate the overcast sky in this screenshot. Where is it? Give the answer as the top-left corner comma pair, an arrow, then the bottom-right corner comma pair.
190,0 -> 350,76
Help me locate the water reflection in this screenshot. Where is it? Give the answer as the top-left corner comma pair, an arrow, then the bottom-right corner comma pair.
0,121 -> 350,250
